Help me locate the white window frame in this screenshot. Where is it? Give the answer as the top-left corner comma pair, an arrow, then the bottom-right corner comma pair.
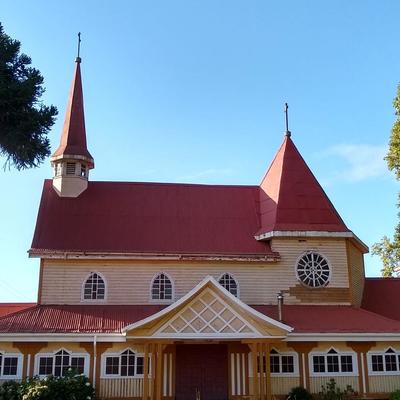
309,348 -> 358,377
295,250 -> 332,289
34,348 -> 90,378
81,271 -> 107,302
368,348 -> 400,376
100,348 -> 149,379
0,351 -> 23,380
149,272 -> 174,303
269,349 -> 299,377
218,273 -> 240,298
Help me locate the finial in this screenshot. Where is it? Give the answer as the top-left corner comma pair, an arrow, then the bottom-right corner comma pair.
284,102 -> 291,137
76,32 -> 82,63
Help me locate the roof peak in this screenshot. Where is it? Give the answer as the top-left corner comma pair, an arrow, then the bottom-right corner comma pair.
50,46 -> 93,165
258,134 -> 348,234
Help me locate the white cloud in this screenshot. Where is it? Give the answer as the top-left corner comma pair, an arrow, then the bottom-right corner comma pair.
322,144 -> 389,183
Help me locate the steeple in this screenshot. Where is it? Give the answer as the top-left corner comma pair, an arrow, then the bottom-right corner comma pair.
257,130 -> 348,237
50,34 -> 94,198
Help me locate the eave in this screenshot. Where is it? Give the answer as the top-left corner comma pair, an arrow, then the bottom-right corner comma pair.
255,230 -> 369,254
28,249 -> 281,263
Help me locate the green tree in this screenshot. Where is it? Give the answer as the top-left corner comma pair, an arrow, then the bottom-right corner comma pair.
372,84 -> 400,276
0,22 -> 57,170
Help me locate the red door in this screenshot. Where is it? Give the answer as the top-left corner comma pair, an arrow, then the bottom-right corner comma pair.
175,344 -> 228,400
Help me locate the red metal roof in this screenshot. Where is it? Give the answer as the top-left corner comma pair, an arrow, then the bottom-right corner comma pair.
258,136 -> 349,234
0,303 -> 36,318
253,304 -> 400,333
51,59 -> 93,163
35,136 -> 352,256
362,278 -> 400,321
30,180 -> 276,257
1,304 -> 399,334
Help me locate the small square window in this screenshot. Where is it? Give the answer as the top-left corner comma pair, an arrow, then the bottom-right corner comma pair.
105,357 -> 120,375
372,355 -> 384,372
282,356 -> 294,373
327,355 -> 339,373
313,356 -> 325,373
39,357 -> 53,375
3,357 -> 18,376
71,357 -> 85,374
340,356 -> 353,373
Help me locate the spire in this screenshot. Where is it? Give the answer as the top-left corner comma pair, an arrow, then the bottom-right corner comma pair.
50,34 -> 94,198
51,34 -> 93,165
257,135 -> 348,235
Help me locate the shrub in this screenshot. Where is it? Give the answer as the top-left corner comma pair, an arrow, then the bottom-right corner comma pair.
0,369 -> 95,400
288,386 -> 312,400
318,379 -> 355,400
22,370 -> 95,400
0,380 -> 21,400
390,390 -> 400,400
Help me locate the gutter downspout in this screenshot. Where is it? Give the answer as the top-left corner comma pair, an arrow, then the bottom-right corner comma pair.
93,335 -> 97,388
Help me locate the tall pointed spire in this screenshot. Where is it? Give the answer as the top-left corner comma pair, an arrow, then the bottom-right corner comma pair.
50,34 -> 94,198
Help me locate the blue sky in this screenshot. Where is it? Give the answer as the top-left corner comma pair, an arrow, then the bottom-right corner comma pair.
0,1 -> 399,301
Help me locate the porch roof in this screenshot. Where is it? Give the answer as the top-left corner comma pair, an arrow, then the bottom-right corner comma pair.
1,302 -> 400,335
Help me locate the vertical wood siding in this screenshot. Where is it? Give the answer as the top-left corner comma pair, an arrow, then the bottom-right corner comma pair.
41,238 -> 350,305
309,376 -> 359,394
369,376 -> 400,393
99,378 -> 145,398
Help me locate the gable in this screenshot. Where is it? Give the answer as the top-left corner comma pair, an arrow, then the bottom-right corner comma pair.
124,276 -> 292,339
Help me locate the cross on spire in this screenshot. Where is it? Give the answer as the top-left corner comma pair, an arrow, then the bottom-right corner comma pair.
284,102 -> 291,137
76,32 -> 81,63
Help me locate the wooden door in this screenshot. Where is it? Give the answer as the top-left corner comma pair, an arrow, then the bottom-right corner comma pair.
175,344 -> 228,400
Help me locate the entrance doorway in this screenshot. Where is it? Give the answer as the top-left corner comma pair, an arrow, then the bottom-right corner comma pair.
175,344 -> 228,400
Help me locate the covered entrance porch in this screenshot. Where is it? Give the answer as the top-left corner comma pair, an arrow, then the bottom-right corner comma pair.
118,276 -> 292,400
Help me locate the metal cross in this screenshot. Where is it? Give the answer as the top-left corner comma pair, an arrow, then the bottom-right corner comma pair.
77,32 -> 81,60
284,102 -> 291,137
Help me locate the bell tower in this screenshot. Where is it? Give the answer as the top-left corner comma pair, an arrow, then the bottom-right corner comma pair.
50,36 -> 94,197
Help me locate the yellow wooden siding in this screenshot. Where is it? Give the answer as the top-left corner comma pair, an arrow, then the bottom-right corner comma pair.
369,376 -> 400,393
346,240 -> 365,307
40,238 -> 350,305
309,376 -> 359,394
271,377 -> 300,395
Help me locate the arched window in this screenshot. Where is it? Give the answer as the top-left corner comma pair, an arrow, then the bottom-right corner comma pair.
37,349 -> 87,377
151,273 -> 173,300
104,349 -> 144,377
218,273 -> 238,297
296,251 -> 331,288
83,272 -> 106,300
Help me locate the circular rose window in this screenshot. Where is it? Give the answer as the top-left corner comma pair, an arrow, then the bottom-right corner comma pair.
296,251 -> 331,288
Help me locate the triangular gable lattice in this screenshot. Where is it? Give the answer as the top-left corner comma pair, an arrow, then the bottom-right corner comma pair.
123,276 -> 292,339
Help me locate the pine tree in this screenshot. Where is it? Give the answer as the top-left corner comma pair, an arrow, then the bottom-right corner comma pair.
372,84 -> 400,276
0,22 -> 57,170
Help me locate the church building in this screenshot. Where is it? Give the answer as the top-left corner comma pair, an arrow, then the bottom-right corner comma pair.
1,55 -> 400,400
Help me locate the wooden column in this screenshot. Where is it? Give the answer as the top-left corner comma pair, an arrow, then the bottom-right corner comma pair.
347,341 -> 375,396
143,343 -> 150,400
265,343 -> 271,400
251,343 -> 259,400
155,343 -> 164,400
79,342 -> 95,382
13,342 -> 48,379
258,343 -> 264,400
94,343 -> 113,398
151,344 -> 156,400
290,342 -> 317,392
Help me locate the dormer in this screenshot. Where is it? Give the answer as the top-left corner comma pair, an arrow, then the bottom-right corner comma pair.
50,56 -> 94,197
